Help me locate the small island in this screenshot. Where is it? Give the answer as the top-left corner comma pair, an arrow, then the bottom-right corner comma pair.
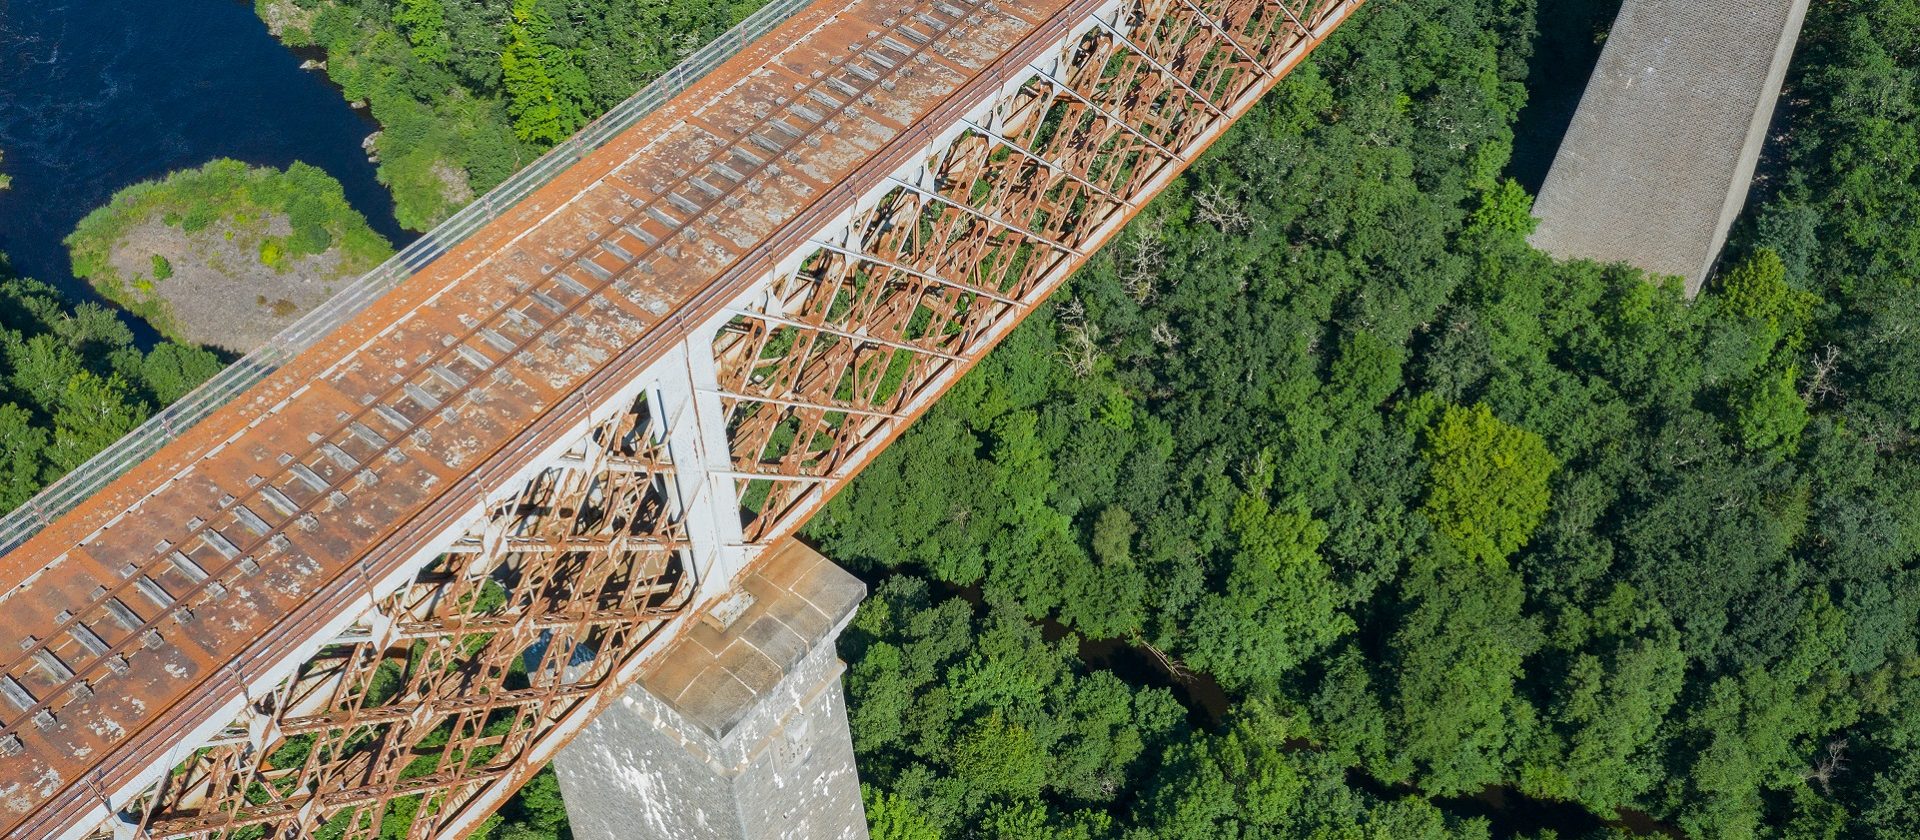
64,159 -> 393,352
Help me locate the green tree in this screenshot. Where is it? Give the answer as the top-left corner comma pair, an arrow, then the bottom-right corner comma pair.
1089,504 -> 1134,567
1059,503 -> 1150,640
137,343 -> 223,405
1184,477 -> 1350,692
393,0 -> 451,65
1518,585 -> 1685,812
1732,363 -> 1810,455
0,404 -> 47,511
6,332 -> 83,412
1137,706 -> 1309,835
1137,702 -> 1488,839
1669,596 -> 1854,837
50,371 -> 143,472
1383,562 -> 1541,795
1419,401 -> 1558,565
1464,178 -> 1538,240
952,711 -> 1047,799
0,264 -> 219,513
865,786 -> 942,840
479,765 -> 570,839
1719,250 -> 1813,334
1711,250 -> 1818,455
501,0 -> 588,144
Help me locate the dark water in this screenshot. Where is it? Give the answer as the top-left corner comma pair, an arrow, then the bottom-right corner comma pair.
925,575 -> 1235,728
1355,773 -> 1683,839
0,0 -> 410,311
1075,634 -> 1230,729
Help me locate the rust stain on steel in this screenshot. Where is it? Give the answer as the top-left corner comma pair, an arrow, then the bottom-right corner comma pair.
715,0 -> 1366,543
130,393 -> 693,839
0,0 -> 1366,834
0,0 -> 1069,833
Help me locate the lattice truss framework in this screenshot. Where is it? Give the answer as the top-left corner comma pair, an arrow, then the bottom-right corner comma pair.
719,0 -> 1338,539
107,395 -> 691,840
87,0 -> 1347,836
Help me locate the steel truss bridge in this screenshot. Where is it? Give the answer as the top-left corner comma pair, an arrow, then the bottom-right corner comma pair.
0,0 -> 1358,836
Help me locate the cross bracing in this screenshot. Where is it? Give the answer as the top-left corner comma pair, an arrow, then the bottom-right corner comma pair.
0,0 -> 1361,836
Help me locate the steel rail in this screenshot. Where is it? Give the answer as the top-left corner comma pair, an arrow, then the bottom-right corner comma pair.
0,0 -> 824,556
2,0 -> 1368,834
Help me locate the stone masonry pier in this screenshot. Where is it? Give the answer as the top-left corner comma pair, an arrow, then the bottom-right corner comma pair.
554,541 -> 869,840
1530,0 -> 1810,295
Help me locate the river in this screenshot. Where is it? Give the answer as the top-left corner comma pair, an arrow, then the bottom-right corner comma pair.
0,0 -> 410,313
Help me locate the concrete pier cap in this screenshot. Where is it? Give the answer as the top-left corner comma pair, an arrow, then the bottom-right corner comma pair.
554,539 -> 870,840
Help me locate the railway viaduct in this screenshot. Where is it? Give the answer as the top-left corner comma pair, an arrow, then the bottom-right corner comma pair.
0,0 -> 1359,837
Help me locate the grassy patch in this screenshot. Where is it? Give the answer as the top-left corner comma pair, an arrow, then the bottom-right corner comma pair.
64,158 -> 392,332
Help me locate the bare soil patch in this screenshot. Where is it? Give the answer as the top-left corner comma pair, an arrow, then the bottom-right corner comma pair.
432,160 -> 475,207
106,214 -> 353,353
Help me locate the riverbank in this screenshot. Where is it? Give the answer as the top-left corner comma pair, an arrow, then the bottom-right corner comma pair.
64,159 -> 392,352
255,0 -> 764,230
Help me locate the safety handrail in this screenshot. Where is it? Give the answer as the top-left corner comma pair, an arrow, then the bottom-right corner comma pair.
0,0 -> 817,553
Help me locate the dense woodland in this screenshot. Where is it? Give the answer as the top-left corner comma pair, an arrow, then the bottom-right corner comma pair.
808,0 -> 1920,836
0,254 -> 221,513
0,0 -> 1916,836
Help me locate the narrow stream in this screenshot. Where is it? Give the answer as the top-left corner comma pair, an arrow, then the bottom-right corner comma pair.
912,570 -> 1681,837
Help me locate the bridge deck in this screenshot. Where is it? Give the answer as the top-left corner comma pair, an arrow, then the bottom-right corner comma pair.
0,0 -> 1074,831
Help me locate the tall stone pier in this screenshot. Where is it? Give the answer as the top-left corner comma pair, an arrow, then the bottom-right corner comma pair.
0,0 -> 1369,833
554,540 -> 869,840
1529,0 -> 1811,295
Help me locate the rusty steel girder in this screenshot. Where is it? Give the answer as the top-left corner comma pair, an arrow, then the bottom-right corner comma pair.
127,396 -> 689,840
719,0 -> 1357,541
0,0 -> 1361,837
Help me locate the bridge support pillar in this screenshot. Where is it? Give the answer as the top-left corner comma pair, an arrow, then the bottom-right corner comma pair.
553,540 -> 869,840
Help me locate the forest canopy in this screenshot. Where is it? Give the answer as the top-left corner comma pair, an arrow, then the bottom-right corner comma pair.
0,253 -> 222,515
0,0 -> 1900,837
799,0 -> 1920,836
